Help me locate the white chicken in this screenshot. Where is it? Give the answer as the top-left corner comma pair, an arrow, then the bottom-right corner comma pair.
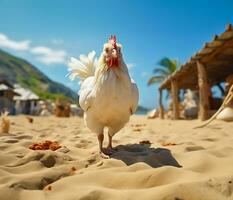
67,35 -> 139,158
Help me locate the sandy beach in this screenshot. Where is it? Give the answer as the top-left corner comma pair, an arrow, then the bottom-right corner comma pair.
0,115 -> 232,200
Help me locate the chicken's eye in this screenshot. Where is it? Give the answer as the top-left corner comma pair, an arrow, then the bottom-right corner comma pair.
105,48 -> 109,53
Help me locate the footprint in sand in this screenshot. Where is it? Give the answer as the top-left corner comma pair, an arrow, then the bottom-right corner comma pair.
74,139 -> 91,148
40,154 -> 57,168
207,178 -> 233,197
7,151 -> 73,168
185,146 -> 205,152
0,134 -> 32,143
39,134 -> 47,138
0,144 -> 8,150
9,171 -> 72,190
15,135 -> 33,140
202,137 -> 218,142
3,139 -> 19,143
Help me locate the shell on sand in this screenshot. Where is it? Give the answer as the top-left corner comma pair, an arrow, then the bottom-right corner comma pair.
147,109 -> 158,119
216,106 -> 233,122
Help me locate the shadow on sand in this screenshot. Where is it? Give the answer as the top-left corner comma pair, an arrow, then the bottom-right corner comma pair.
110,143 -> 182,168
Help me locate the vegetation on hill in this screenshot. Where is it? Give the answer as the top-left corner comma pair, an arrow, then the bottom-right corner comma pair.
0,49 -> 78,102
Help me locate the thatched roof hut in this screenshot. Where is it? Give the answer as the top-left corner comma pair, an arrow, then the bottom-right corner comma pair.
159,24 -> 233,120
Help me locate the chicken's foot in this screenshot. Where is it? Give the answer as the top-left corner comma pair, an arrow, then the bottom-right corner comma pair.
98,133 -> 110,159
107,133 -> 116,154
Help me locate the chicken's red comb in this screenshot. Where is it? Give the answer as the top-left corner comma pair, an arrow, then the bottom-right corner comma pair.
108,35 -> 117,49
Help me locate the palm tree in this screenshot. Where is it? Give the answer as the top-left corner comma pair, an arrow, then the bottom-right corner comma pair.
147,57 -> 181,86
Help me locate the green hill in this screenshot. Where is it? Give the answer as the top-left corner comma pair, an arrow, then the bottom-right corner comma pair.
0,49 -> 78,101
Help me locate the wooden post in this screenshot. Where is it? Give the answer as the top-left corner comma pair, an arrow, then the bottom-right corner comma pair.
171,79 -> 180,119
197,61 -> 210,120
159,89 -> 164,119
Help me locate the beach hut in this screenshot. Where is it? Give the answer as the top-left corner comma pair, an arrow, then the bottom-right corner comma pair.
0,80 -> 19,114
159,24 -> 233,120
14,84 -> 40,115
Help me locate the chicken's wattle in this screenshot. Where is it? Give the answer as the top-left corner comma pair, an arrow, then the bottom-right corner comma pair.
108,58 -> 119,68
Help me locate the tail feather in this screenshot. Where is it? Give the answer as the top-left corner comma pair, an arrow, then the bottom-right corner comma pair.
67,51 -> 97,83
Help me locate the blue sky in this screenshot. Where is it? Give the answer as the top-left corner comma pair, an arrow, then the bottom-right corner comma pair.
0,0 -> 233,108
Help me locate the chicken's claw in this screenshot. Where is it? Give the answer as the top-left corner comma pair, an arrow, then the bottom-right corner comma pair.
100,151 -> 110,159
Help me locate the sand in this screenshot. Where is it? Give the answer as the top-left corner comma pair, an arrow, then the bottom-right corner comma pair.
0,115 -> 233,200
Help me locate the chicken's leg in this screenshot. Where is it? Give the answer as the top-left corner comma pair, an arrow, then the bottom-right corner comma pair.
107,133 -> 113,149
97,133 -> 109,159
107,133 -> 116,154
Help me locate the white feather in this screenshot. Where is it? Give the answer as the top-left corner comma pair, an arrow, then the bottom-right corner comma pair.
67,50 -> 97,83
130,79 -> 139,113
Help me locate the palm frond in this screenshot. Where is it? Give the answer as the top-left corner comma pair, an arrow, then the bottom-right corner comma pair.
148,57 -> 182,87
147,76 -> 166,86
157,57 -> 181,73
153,68 -> 170,76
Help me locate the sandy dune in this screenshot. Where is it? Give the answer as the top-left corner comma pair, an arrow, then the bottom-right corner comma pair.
0,115 -> 233,200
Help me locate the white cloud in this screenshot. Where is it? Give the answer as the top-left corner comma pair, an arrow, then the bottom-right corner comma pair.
126,63 -> 136,69
0,33 -> 68,65
0,33 -> 30,51
31,46 -> 67,65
